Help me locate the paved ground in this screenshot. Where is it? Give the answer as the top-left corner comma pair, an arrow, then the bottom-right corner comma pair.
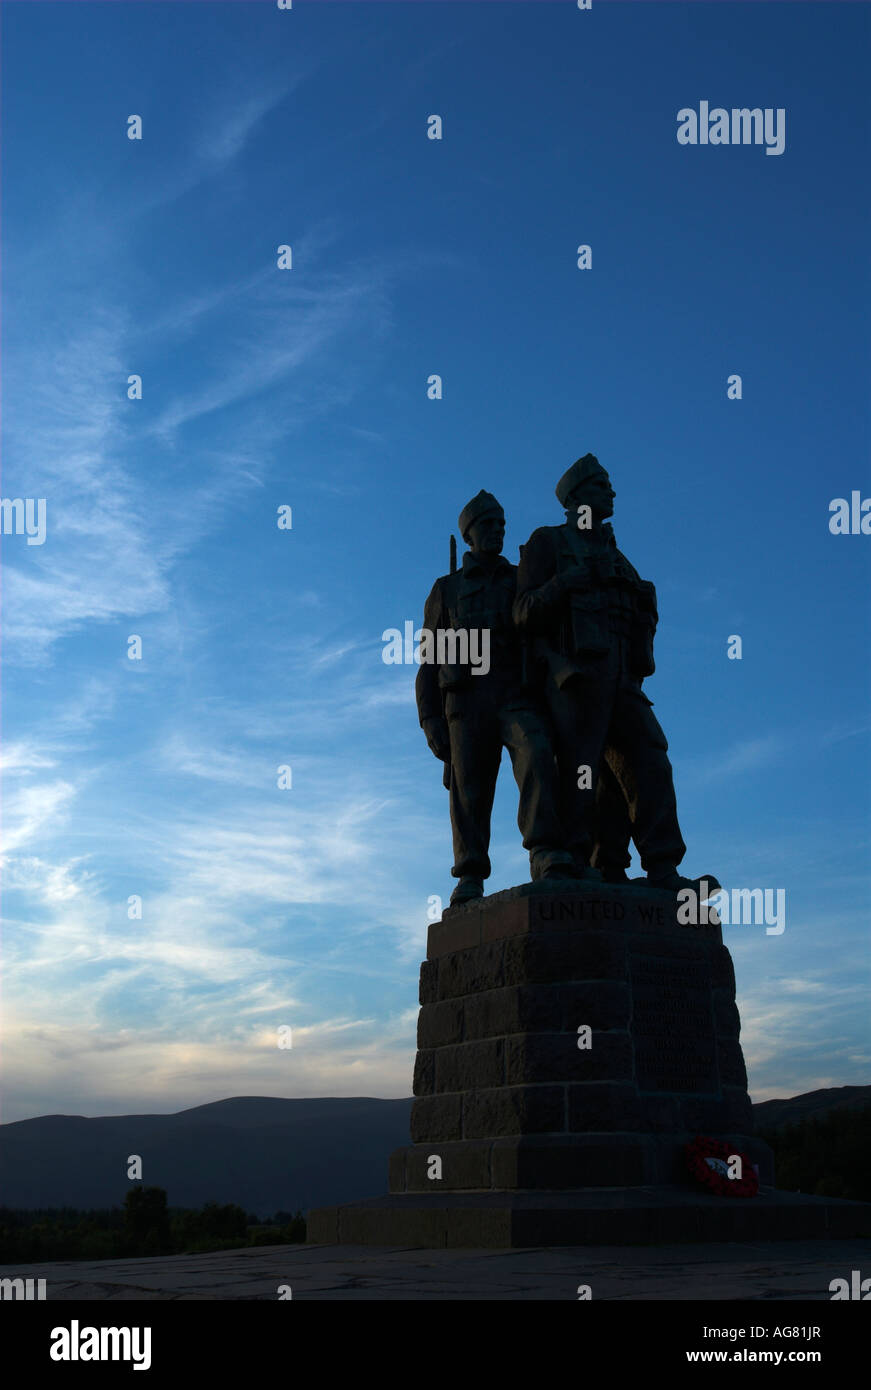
6,1238 -> 870,1300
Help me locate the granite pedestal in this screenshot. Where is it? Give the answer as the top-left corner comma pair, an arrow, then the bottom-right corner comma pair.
308,883 -> 871,1247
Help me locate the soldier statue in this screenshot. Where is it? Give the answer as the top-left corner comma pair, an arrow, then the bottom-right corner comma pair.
514,454 -> 717,895
416,491 -> 577,906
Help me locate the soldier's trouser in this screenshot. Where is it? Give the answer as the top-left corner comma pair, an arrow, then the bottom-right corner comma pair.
547,672 -> 686,872
447,694 -> 569,880
592,757 -> 633,872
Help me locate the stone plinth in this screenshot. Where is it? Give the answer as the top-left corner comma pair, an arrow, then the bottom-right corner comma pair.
307,882 -> 871,1246
391,881 -> 772,1192
307,1186 -> 871,1248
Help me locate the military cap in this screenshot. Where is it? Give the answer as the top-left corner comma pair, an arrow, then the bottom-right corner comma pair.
458,489 -> 504,539
555,453 -> 606,506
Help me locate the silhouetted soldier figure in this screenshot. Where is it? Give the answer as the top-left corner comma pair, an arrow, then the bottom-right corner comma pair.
514,455 -> 716,894
417,491 -> 576,906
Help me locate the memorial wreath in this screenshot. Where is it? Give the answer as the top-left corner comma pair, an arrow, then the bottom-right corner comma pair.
685,1135 -> 760,1198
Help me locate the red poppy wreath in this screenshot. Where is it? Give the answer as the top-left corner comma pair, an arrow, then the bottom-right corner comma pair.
686,1136 -> 760,1198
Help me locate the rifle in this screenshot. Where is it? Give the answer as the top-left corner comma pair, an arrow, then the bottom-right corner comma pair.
442,533 -> 457,790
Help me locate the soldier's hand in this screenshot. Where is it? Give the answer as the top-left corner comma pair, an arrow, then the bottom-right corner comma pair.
423,716 -> 450,762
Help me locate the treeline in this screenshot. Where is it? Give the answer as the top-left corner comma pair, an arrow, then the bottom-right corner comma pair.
0,1187 -> 305,1263
759,1102 -> 871,1202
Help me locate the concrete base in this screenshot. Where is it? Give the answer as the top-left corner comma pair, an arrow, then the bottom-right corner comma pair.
307,1186 -> 871,1248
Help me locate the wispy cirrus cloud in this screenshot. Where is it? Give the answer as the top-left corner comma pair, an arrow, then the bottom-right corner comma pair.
685,735 -> 786,786
194,83 -> 298,169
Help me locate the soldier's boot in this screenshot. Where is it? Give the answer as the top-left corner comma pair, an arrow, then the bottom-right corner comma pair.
570,855 -> 604,882
530,848 -> 585,882
450,875 -> 485,906
599,863 -> 630,884
646,865 -> 721,897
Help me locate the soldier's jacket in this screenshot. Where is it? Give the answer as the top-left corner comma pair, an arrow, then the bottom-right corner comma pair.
415,552 -> 526,726
513,521 -> 658,690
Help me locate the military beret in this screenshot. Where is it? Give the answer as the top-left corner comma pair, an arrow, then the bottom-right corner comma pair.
555,453 -> 605,506
458,489 -> 504,539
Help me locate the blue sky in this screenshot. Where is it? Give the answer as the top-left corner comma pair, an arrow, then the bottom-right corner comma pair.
1,0 -> 868,1124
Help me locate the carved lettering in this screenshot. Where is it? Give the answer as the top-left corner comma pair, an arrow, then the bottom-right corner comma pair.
630,954 -> 720,1093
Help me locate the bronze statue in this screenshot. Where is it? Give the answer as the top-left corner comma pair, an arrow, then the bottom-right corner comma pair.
514,454 -> 717,895
416,491 -> 577,906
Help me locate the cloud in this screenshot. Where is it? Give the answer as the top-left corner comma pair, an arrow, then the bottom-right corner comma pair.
194,85 -> 294,169
150,272 -> 391,441
0,742 -> 57,774
2,857 -> 92,906
687,735 -> 785,786
1,308 -> 172,660
822,721 -> 871,746
1,782 -> 78,853
737,969 -> 870,1101
0,985 -> 417,1123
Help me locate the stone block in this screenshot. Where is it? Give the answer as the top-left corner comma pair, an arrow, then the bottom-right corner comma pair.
417,998 -> 464,1048
387,1146 -> 406,1193
435,1039 -> 505,1093
437,941 -> 504,1000
505,1030 -> 634,1085
826,1198 -> 871,1238
559,981 -> 631,1031
443,1206 -> 513,1248
503,931 -> 625,986
719,1133 -> 776,1186
410,1094 -> 463,1143
717,1038 -> 748,1089
650,1134 -> 697,1184
462,1084 -> 565,1139
478,898 -> 530,945
567,1082 -> 646,1132
636,1092 -> 684,1132
305,1206 -> 338,1243
427,906 -> 483,957
413,1049 -> 435,1097
710,946 -> 736,991
402,1141 -> 492,1192
463,982 -> 555,1040
626,933 -> 714,962
723,1085 -> 754,1131
459,979 -> 630,1041
339,1203 -> 448,1247
491,1134 -> 653,1188
712,989 -> 741,1037
677,1095 -> 730,1132
419,959 -> 438,1006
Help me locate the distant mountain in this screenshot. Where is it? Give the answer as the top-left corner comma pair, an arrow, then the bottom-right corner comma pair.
2,1086 -> 869,1213
753,1085 -> 871,1132
0,1096 -> 413,1215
